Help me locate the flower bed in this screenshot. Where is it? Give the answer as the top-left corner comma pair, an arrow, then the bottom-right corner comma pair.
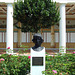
0,53 -> 75,75
43,53 -> 75,75
0,54 -> 30,75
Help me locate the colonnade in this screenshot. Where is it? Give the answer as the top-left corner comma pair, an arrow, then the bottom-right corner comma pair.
6,3 -> 66,53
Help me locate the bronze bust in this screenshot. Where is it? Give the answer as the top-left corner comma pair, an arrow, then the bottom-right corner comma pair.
32,33 -> 44,51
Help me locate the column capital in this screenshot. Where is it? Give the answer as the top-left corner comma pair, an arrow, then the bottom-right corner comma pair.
59,3 -> 66,7
0,0 -> 15,3
53,0 -> 75,4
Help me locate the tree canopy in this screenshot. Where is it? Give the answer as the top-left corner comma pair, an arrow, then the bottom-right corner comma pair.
14,0 -> 60,33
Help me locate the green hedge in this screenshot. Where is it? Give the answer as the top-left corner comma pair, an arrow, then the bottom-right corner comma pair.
0,53 -> 75,75
0,54 -> 30,75
43,53 -> 75,75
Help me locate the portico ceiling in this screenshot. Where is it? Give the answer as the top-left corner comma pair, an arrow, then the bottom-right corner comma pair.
0,3 -> 75,20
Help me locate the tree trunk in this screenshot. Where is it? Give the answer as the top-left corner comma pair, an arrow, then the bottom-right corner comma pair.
51,25 -> 55,48
18,22 -> 22,47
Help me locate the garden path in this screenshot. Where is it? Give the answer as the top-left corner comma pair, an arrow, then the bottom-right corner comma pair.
0,48 -> 74,55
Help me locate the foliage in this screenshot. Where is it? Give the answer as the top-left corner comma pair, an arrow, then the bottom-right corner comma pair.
6,45 -> 29,54
42,53 -> 75,75
18,45 -> 29,54
13,0 -> 60,33
0,54 -> 30,75
0,53 -> 74,75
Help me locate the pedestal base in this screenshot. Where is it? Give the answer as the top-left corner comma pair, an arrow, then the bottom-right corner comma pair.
31,47 -> 45,75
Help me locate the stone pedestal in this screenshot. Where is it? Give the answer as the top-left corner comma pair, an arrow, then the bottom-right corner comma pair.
31,47 -> 45,75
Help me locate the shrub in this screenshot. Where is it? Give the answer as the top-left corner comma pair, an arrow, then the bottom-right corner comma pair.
0,54 -> 30,75
0,53 -> 75,75
42,53 -> 75,75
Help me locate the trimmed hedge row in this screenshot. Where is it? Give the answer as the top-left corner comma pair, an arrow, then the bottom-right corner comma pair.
0,54 -> 30,75
43,53 -> 75,75
0,53 -> 75,75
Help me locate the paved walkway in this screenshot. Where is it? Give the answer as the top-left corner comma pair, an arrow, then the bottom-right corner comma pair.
0,48 -> 74,55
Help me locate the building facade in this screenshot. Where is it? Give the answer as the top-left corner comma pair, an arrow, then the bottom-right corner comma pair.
0,0 -> 75,53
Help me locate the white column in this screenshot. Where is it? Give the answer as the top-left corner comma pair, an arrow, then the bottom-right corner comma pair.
6,4 -> 13,54
59,4 -> 66,53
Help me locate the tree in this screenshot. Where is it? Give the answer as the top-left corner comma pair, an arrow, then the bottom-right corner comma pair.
13,0 -> 60,33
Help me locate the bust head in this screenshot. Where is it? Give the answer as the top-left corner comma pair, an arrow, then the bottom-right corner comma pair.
32,33 -> 43,48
